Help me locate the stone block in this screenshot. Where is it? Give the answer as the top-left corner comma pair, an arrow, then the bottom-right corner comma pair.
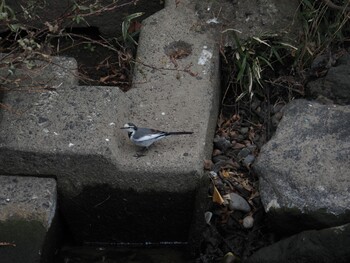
254,100 -> 350,234
0,176 -> 58,263
0,0 -> 220,244
246,223 -> 350,263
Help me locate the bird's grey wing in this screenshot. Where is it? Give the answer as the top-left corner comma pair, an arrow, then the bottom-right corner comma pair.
132,128 -> 166,141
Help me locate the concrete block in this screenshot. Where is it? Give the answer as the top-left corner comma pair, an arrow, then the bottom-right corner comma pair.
0,0 -> 220,244
0,82 -> 132,242
0,176 -> 58,263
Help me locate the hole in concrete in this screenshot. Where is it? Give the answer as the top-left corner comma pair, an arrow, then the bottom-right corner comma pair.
164,41 -> 192,60
0,0 -> 165,91
52,26 -> 135,91
0,26 -> 136,91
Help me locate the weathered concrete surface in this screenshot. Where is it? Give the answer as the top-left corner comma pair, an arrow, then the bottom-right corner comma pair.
0,78 -> 135,242
2,0 -> 163,38
254,99 -> 350,234
120,0 -> 220,179
0,175 -> 58,263
246,223 -> 350,263
0,0 -> 220,244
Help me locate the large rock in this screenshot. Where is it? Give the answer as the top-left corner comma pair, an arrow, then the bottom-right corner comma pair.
307,52 -> 350,104
246,223 -> 350,263
0,176 -> 58,263
254,99 -> 350,234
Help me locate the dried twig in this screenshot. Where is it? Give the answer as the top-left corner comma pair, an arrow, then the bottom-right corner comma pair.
0,242 -> 16,247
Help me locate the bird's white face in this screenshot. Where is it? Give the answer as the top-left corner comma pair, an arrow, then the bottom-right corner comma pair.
121,123 -> 136,133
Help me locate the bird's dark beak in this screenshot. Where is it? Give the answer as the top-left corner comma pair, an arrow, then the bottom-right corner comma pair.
120,127 -> 128,129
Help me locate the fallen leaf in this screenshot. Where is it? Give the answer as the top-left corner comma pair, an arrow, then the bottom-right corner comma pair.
0,242 -> 16,247
221,170 -> 230,178
212,185 -> 224,205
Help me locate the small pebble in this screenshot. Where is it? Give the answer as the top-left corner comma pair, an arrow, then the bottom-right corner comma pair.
240,127 -> 249,134
212,160 -> 228,173
273,103 -> 285,114
243,154 -> 255,166
236,135 -> 245,142
223,252 -> 237,263
203,159 -> 213,170
204,211 -> 213,225
238,147 -> 251,159
213,136 -> 232,152
209,171 -> 218,179
274,111 -> 283,121
233,142 -> 245,149
212,155 -> 230,163
229,130 -> 239,139
253,134 -> 260,143
223,159 -> 240,169
243,215 -> 254,228
244,140 -> 252,146
212,149 -> 222,156
228,192 -> 251,213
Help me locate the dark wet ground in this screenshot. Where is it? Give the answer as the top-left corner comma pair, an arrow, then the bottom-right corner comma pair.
56,246 -> 192,263
54,29 -> 135,92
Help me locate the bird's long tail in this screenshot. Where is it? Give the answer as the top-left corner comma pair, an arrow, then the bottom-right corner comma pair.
166,131 -> 193,135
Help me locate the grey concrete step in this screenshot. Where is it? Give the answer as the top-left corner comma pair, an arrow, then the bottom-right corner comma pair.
0,1 -> 220,244
0,175 -> 58,263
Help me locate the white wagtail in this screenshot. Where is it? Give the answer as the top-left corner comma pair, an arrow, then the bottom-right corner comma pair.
121,123 -> 193,149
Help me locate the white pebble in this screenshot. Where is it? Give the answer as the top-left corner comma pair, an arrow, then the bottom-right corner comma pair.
243,215 -> 254,229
